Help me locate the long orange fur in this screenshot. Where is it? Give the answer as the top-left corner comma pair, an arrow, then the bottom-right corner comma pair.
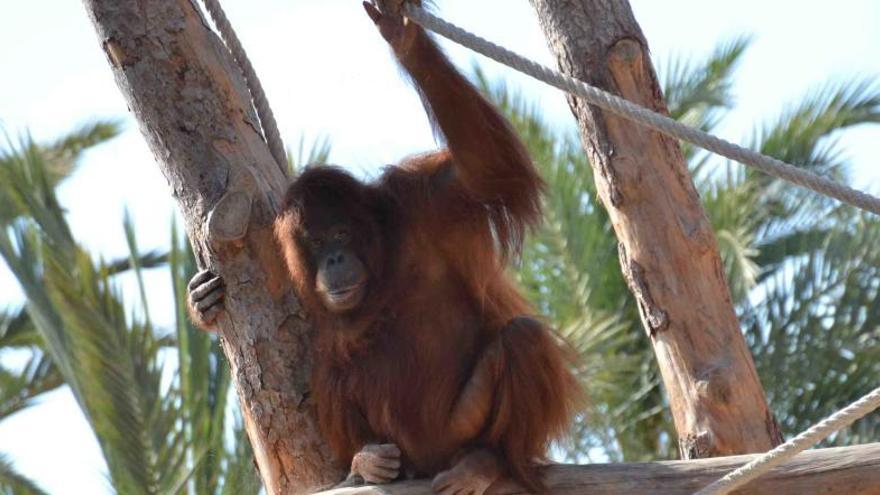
273,19 -> 582,492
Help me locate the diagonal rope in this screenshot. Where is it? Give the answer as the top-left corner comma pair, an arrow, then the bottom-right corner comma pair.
694,386 -> 880,495
201,0 -> 287,174
403,5 -> 880,216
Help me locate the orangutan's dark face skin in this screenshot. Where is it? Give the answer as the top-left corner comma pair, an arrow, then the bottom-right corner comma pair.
302,223 -> 368,313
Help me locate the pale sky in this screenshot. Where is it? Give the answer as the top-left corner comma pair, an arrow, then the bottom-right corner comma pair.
0,0 -> 878,493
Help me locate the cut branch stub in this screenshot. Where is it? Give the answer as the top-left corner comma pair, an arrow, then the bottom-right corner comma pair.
208,189 -> 252,244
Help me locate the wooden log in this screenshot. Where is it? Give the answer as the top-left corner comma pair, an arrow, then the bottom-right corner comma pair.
527,0 -> 782,457
317,443 -> 880,494
80,1 -> 340,492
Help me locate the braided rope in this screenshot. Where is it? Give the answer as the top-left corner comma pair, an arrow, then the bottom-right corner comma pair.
695,386 -> 880,495
201,0 -> 287,173
403,5 -> 880,216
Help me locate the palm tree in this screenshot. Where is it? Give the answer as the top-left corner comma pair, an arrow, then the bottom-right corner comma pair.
0,126 -> 260,494
485,36 -> 880,461
0,123 -> 125,436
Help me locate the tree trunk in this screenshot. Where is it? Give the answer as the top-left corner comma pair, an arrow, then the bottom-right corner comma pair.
528,0 -> 783,458
80,1 -> 340,492
315,443 -> 880,495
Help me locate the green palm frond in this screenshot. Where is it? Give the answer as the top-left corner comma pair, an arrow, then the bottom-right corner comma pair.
0,307 -> 40,349
0,140 -> 191,494
0,353 -> 62,422
716,226 -> 760,301
0,224 -> 78,396
287,134 -> 332,175
0,121 -> 121,226
123,210 -> 153,327
105,250 -> 169,276
170,219 -> 235,494
744,215 -> 880,442
662,36 -> 749,120
754,80 -> 880,179
662,36 -> 750,163
0,453 -> 47,495
0,137 -> 75,247
699,79 -> 880,303
700,166 -> 761,302
0,139 -> 84,401
746,79 -> 880,233
44,120 -> 123,184
751,228 -> 831,285
695,77 -> 880,305
219,417 -> 262,495
0,125 -> 262,492
44,245 -> 191,495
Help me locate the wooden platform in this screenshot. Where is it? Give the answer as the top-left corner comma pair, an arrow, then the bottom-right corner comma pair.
317,443 -> 880,494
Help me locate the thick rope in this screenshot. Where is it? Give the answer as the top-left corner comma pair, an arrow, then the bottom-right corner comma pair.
403,5 -> 880,216
201,0 -> 287,174
694,386 -> 880,495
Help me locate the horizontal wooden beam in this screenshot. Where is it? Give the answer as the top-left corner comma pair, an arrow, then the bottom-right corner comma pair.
317,443 -> 880,494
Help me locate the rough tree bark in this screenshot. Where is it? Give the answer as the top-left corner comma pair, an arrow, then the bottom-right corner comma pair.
528,0 -> 783,457
81,1 -> 340,493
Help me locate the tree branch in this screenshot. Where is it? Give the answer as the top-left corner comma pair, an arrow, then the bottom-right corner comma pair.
528,0 -> 781,457
80,0 -> 340,492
